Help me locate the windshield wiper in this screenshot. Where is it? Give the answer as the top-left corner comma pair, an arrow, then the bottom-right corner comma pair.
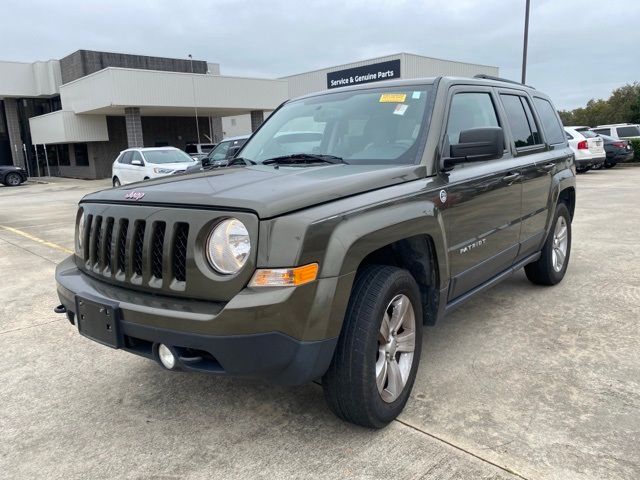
262,153 -> 347,165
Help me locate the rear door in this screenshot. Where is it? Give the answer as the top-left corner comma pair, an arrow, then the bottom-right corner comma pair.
496,90 -> 553,259
441,87 -> 523,300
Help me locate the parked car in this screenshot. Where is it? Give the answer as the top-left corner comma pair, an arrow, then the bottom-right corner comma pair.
185,135 -> 249,173
55,76 -> 576,428
111,147 -> 197,186
564,126 -> 605,172
0,165 -> 28,186
591,124 -> 640,140
595,134 -> 634,169
185,143 -> 217,158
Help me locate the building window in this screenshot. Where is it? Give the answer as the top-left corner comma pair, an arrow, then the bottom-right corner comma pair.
74,143 -> 89,166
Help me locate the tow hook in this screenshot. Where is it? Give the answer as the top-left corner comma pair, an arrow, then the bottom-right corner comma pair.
54,304 -> 67,314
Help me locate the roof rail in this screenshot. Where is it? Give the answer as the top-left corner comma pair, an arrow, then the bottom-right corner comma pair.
473,74 -> 535,89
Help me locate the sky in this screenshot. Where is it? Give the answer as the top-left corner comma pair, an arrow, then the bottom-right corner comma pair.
2,0 -> 639,110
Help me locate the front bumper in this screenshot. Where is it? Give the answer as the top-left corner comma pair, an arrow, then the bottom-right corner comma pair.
55,256 -> 341,384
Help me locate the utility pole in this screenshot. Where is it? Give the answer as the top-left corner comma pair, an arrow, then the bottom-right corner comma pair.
188,54 -> 201,144
521,0 -> 531,84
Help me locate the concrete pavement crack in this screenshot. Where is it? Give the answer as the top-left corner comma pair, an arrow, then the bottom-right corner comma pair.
394,418 -> 530,480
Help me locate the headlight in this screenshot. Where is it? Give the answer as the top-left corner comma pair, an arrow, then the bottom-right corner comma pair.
206,218 -> 250,274
77,211 -> 85,250
153,167 -> 174,174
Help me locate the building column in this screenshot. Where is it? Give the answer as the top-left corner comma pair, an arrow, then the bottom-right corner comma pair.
124,107 -> 144,148
250,110 -> 264,132
3,98 -> 26,168
210,116 -> 223,142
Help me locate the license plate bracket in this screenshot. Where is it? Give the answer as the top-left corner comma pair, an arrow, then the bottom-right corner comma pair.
75,295 -> 121,348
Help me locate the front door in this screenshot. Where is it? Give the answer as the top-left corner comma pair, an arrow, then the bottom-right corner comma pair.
440,88 -> 523,300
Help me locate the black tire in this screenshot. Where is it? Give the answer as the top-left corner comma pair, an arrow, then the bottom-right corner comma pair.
112,177 -> 121,187
322,265 -> 423,428
604,162 -> 616,169
525,202 -> 571,286
3,172 -> 23,187
576,166 -> 590,173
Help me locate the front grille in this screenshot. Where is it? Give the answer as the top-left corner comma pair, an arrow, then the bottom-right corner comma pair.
84,215 -> 190,288
76,204 -> 255,301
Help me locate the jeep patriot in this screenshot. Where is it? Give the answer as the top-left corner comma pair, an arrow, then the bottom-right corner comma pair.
55,76 -> 576,428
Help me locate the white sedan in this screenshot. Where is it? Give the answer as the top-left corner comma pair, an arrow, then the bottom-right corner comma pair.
111,147 -> 197,187
564,126 -> 606,173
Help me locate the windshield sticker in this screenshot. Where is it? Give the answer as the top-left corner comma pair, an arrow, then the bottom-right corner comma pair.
412,91 -> 421,99
380,93 -> 407,103
393,104 -> 409,116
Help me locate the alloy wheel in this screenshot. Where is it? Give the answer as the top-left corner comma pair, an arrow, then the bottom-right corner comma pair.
376,294 -> 416,403
552,216 -> 568,272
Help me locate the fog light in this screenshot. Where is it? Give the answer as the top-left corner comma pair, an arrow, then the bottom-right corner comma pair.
158,344 -> 176,369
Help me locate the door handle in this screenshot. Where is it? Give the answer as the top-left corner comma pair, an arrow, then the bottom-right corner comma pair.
502,172 -> 520,182
542,163 -> 555,171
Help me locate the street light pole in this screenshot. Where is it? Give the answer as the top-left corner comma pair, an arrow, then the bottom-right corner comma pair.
521,0 -> 531,84
188,54 -> 201,144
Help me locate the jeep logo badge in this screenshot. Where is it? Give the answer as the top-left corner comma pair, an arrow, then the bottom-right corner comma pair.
125,191 -> 145,201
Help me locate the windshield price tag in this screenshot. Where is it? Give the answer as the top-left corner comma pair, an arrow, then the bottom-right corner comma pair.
380,93 -> 407,103
393,104 -> 409,116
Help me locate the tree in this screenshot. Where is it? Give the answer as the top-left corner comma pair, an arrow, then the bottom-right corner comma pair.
558,82 -> 640,126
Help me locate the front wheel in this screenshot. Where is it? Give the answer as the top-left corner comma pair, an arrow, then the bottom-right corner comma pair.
3,172 -> 23,186
525,202 -> 572,285
322,265 -> 423,428
604,162 -> 616,169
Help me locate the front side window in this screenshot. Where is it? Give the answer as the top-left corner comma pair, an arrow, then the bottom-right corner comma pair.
142,149 -> 194,164
209,141 -> 231,161
446,92 -> 499,147
240,86 -> 432,165
500,94 -> 542,148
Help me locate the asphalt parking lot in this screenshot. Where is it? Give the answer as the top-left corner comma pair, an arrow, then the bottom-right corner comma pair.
1,169 -> 639,480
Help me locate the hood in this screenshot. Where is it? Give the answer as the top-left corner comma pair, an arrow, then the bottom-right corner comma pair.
83,164 -> 425,218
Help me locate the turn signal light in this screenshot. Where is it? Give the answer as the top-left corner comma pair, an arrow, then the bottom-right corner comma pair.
249,263 -> 319,287
577,140 -> 588,150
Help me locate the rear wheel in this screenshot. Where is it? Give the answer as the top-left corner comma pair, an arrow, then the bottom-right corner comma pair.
3,172 -> 23,186
112,177 -> 121,187
322,265 -> 423,428
525,202 -> 571,286
604,162 -> 616,169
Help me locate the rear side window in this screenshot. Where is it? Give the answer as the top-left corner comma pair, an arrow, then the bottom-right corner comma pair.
592,128 -> 611,136
533,98 -> 566,144
617,126 -> 640,137
446,92 -> 499,146
500,94 -> 542,148
579,130 -> 597,138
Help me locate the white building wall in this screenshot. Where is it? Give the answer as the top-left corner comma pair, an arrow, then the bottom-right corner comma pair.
0,60 -> 61,97
282,53 -> 499,98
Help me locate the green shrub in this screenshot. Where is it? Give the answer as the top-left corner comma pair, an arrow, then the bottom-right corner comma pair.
629,138 -> 640,162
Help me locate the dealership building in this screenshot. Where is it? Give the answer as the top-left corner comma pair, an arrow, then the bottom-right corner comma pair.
0,50 -> 497,179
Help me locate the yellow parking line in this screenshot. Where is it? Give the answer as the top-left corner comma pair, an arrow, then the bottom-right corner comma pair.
0,225 -> 73,254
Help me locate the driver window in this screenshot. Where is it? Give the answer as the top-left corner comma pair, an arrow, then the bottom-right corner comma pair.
446,92 -> 499,146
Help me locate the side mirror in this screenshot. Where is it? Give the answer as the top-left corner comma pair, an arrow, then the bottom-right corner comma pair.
443,127 -> 504,169
226,145 -> 241,159
131,159 -> 144,167
201,157 -> 211,168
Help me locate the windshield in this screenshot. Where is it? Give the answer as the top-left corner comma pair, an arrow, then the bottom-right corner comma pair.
142,149 -> 195,164
240,85 -> 432,165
